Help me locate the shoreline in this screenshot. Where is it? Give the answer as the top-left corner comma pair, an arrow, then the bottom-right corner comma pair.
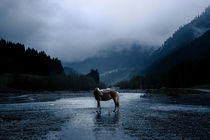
0,88 -> 143,104
1,86 -> 210,106
142,92 -> 210,106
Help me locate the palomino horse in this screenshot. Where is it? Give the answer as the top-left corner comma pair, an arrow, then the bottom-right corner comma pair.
93,88 -> 119,113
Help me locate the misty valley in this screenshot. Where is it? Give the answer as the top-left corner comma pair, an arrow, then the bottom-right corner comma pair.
0,1 -> 210,140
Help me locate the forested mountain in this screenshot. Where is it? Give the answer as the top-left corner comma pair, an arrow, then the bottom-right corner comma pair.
147,30 -> 210,75
0,39 -> 64,75
117,29 -> 210,89
149,29 -> 210,87
151,6 -> 210,62
142,5 -> 210,75
64,44 -> 153,84
117,6 -> 210,89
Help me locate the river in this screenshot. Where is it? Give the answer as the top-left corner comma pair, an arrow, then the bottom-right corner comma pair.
0,91 -> 210,139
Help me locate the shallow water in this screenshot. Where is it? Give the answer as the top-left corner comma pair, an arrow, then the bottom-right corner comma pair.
0,92 -> 210,139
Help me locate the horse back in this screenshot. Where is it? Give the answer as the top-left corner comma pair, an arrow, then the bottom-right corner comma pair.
101,90 -> 118,100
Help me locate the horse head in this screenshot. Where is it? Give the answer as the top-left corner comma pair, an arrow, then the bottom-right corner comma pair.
94,88 -> 103,96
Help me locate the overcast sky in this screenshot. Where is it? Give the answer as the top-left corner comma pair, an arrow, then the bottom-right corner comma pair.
0,0 -> 210,62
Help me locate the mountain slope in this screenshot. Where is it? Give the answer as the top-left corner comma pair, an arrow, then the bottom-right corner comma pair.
151,6 -> 210,61
117,29 -> 210,89
64,45 -> 152,84
147,29 -> 210,75
159,30 -> 210,87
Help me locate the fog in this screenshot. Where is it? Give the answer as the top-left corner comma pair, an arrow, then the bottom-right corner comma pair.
0,0 -> 209,62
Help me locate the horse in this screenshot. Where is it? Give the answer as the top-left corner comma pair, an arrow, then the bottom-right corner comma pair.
93,88 -> 119,113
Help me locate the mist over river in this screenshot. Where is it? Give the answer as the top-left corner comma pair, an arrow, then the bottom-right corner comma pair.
0,91 -> 210,139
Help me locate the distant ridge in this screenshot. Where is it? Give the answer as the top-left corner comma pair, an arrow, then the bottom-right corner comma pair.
64,45 -> 152,84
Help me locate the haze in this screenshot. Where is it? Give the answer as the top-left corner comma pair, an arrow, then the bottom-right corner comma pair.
0,0 -> 209,62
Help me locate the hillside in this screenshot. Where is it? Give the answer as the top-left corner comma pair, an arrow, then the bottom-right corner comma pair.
64,44 -> 152,84
151,29 -> 210,87
147,29 -> 210,75
117,29 -> 210,89
151,6 -> 210,62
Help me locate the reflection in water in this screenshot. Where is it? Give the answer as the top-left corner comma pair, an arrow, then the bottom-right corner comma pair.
95,112 -> 119,125
93,112 -> 120,139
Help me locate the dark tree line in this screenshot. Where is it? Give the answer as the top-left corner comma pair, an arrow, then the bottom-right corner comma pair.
7,74 -> 98,91
86,69 -> 100,84
0,39 -> 106,91
0,39 -> 64,75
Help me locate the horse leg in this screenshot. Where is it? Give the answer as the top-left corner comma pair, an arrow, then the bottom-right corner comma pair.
116,95 -> 120,112
97,100 -> 101,113
113,96 -> 119,112
113,104 -> 116,112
